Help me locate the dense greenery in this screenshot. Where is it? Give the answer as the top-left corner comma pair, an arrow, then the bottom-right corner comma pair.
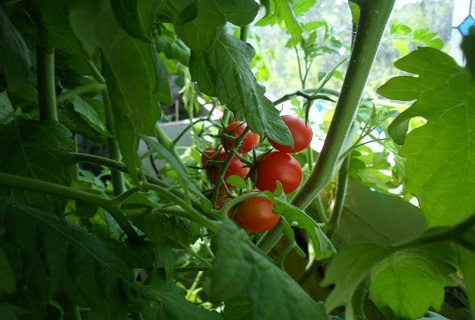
0,0 -> 473,319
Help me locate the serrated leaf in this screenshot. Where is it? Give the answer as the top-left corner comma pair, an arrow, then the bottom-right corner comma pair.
211,220 -> 330,319
369,248 -> 458,319
170,0 -> 226,52
189,31 -> 292,146
0,119 -> 76,210
0,197 -> 150,310
214,0 -> 260,27
378,47 -> 475,227
150,280 -> 223,319
0,6 -> 31,91
321,243 -> 395,313
274,199 -> 336,259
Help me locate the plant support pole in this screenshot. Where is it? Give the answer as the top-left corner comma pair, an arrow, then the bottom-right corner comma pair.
291,0 -> 396,210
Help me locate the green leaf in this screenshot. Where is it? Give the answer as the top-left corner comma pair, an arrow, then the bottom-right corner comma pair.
70,0 -> 163,134
211,220 -> 330,319
170,0 -> 226,52
0,119 -> 76,210
321,243 -> 395,313
390,21 -> 412,35
214,0 -> 260,27
144,213 -> 199,248
27,0 -> 81,53
369,248 -> 458,319
456,244 -> 475,318
150,280 -> 223,319
274,0 -> 303,45
378,47 -> 475,227
0,303 -> 29,320
70,95 -> 111,137
0,6 -> 31,91
110,0 -> 162,41
0,249 -> 15,295
189,31 -> 293,146
0,92 -> 17,125
223,295 -> 252,320
274,199 -> 336,259
70,0 -> 165,181
0,197 -> 150,310
462,28 -> 475,80
332,179 -> 427,248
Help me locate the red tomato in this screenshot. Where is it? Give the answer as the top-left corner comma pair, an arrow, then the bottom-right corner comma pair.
201,147 -> 249,185
254,151 -> 302,194
268,115 -> 313,153
230,196 -> 279,232
221,121 -> 259,154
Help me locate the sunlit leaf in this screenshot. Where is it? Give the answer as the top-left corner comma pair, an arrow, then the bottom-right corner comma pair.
378,47 -> 475,227
189,30 -> 293,146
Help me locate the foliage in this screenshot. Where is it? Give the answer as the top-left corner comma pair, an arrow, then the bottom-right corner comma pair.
0,0 -> 473,319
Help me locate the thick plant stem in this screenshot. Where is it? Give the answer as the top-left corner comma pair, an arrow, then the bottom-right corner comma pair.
37,46 -> 58,121
291,0 -> 395,210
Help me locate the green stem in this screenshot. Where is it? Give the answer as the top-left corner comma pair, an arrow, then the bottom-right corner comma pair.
185,271 -> 205,301
240,25 -> 249,42
56,83 -> 106,103
325,156 -> 350,239
291,0 -> 395,210
37,46 -> 57,121
102,87 -> 126,195
0,172 -> 141,243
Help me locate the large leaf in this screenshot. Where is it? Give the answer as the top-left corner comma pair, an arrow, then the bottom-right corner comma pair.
0,119 -> 76,210
110,0 -> 162,41
70,0 -> 165,179
214,0 -> 260,27
26,0 -> 81,53
0,197 -> 150,310
211,220 -> 330,319
0,6 -> 31,91
332,179 -> 427,248
369,247 -> 458,319
189,31 -> 292,146
321,243 -> 395,313
168,0 -> 226,52
378,47 -> 475,227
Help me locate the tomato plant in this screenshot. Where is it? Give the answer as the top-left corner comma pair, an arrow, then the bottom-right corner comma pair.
268,115 -> 313,153
0,0 -> 473,319
254,151 -> 303,194
221,121 -> 260,154
230,195 -> 280,232
201,147 -> 249,185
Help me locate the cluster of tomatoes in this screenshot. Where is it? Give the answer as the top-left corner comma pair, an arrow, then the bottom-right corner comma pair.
201,115 -> 313,233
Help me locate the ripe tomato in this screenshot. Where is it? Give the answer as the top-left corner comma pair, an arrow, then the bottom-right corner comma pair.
230,196 -> 279,232
254,151 -> 302,194
268,115 -> 313,153
201,147 -> 249,185
221,121 -> 259,154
